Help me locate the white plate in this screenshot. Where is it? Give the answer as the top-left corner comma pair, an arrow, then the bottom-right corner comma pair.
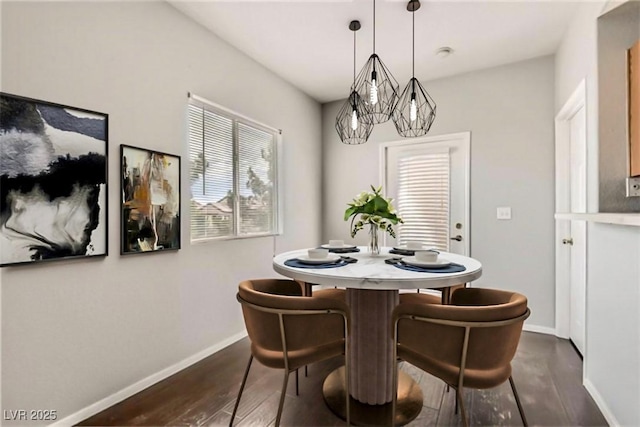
393,246 -> 438,252
402,256 -> 451,268
296,254 -> 342,264
321,243 -> 357,249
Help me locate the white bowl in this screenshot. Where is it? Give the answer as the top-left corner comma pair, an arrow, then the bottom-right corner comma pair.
415,250 -> 439,263
308,248 -> 329,259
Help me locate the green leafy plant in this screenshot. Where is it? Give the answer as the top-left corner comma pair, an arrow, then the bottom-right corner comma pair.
344,185 -> 403,238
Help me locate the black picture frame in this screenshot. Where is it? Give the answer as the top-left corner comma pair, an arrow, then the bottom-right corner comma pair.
120,144 -> 181,255
0,92 -> 108,267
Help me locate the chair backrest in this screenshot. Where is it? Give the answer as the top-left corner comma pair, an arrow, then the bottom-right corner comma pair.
237,279 -> 349,358
394,288 -> 529,374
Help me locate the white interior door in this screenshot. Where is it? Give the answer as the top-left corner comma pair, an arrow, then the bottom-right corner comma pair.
382,133 -> 470,256
569,106 -> 587,356
556,80 -> 588,360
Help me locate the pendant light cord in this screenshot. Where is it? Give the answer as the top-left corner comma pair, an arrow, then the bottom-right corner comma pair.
353,27 -> 356,84
373,0 -> 376,54
412,8 -> 415,78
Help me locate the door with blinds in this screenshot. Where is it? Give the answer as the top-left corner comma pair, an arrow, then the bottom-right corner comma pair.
383,132 -> 470,255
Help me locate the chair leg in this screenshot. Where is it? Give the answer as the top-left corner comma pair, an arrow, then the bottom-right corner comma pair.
295,368 -> 299,396
456,388 -> 469,427
345,360 -> 351,426
443,288 -> 451,305
275,370 -> 290,427
509,376 -> 528,426
454,386 -> 458,414
391,363 -> 399,426
229,355 -> 253,427
305,365 -> 308,377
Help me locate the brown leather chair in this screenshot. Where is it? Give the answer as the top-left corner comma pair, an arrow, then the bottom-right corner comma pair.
392,288 -> 530,427
400,289 -> 451,305
231,279 -> 350,426
408,283 -> 466,304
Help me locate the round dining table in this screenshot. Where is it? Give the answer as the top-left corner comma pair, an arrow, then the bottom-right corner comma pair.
273,246 -> 482,426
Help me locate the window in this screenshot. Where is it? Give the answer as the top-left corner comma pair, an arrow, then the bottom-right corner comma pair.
188,95 -> 279,242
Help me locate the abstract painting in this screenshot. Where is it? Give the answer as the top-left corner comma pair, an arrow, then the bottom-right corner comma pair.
121,145 -> 180,254
0,93 -> 108,267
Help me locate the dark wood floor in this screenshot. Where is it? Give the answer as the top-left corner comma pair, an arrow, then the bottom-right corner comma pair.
79,332 -> 608,426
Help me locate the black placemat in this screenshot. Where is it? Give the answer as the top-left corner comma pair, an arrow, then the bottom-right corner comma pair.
284,258 -> 349,269
385,259 -> 466,274
325,247 -> 361,254
389,248 -> 415,256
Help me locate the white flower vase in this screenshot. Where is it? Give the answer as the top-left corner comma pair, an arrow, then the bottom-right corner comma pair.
368,223 -> 380,255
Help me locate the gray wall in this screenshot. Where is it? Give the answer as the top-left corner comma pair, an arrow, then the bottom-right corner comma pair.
322,56 -> 556,329
597,1 -> 640,212
555,1 -> 640,424
1,1 -> 322,423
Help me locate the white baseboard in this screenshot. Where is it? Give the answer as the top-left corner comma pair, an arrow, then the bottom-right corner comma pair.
523,323 -> 556,335
584,378 -> 620,427
50,330 -> 248,427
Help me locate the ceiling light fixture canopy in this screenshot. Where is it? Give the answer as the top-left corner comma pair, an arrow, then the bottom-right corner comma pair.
353,0 -> 399,124
436,46 -> 453,58
335,20 -> 374,145
391,0 -> 437,137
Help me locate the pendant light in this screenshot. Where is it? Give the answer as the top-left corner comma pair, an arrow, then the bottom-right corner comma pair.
391,0 -> 437,137
353,0 -> 400,124
335,20 -> 374,145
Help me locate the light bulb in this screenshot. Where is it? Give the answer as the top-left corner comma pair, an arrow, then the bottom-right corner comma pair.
410,98 -> 417,122
351,109 -> 358,130
370,79 -> 378,105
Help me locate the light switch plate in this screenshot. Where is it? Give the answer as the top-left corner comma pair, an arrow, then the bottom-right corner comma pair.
626,177 -> 640,197
497,207 -> 512,220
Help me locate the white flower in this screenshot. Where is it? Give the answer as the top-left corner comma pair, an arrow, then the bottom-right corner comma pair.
353,191 -> 370,206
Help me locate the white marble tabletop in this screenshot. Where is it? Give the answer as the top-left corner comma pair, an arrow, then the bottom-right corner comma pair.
272,246 -> 482,290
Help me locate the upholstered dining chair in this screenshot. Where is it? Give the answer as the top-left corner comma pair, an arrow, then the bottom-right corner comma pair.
407,282 -> 466,304
392,288 -> 530,427
231,279 -> 350,427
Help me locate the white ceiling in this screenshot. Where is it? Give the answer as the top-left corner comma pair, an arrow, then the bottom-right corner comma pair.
169,0 -> 580,103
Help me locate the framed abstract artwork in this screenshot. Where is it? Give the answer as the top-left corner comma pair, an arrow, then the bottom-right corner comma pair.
0,92 -> 108,267
121,145 -> 181,254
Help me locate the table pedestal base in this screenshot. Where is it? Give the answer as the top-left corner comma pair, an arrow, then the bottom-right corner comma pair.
322,366 -> 423,426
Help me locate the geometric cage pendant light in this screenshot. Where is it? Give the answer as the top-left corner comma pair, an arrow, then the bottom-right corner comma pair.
353,0 -> 400,124
391,0 -> 437,137
335,20 -> 374,145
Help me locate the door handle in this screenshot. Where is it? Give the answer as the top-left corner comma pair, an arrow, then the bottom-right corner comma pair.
562,238 -> 574,245
450,235 -> 463,242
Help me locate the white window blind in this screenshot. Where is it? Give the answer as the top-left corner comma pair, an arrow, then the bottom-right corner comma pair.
237,122 -> 277,235
188,97 -> 279,242
396,151 -> 450,251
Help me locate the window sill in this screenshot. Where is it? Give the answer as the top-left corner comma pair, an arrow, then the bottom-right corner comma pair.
554,212 -> 640,227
